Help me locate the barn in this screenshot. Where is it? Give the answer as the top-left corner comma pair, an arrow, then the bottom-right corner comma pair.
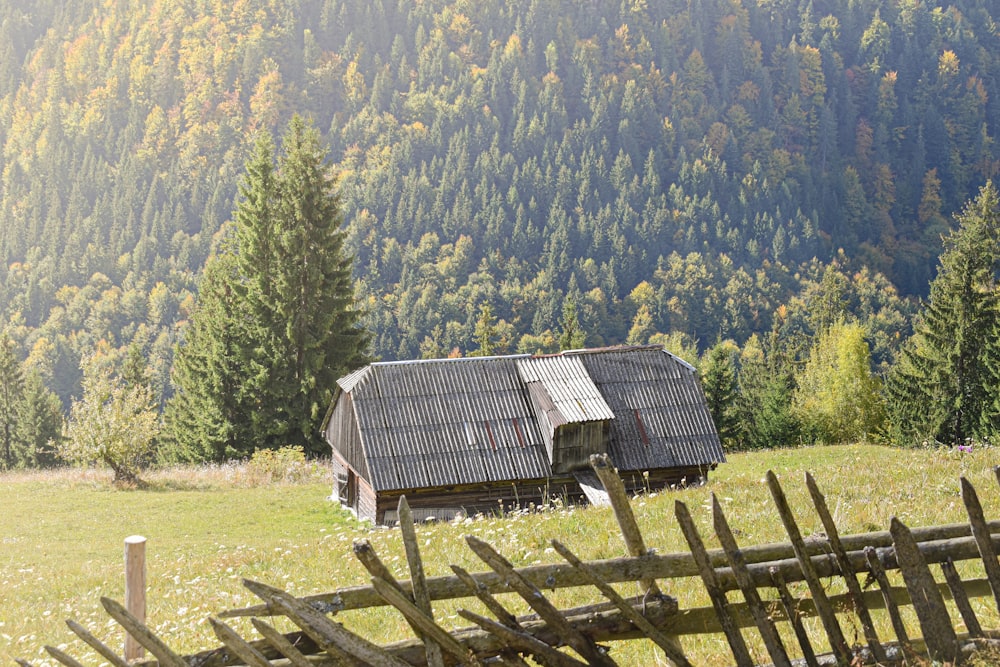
321,345 -> 725,524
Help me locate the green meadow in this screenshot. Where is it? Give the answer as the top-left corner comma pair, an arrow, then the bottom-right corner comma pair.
2,444 -> 999,665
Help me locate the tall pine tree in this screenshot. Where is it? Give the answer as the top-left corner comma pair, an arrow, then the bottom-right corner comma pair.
886,181 -> 1000,445
166,116 -> 370,459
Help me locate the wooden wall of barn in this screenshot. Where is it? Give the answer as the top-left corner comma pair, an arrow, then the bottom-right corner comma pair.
324,389 -> 370,481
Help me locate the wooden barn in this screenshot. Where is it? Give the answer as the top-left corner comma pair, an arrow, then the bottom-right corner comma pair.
321,345 -> 725,524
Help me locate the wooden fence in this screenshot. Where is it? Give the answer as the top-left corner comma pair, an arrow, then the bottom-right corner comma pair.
21,454 -> 1000,666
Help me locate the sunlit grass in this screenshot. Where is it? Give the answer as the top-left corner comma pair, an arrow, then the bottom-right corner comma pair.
2,444 -> 999,665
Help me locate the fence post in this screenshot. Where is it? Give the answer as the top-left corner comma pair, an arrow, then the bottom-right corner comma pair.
124,535 -> 147,662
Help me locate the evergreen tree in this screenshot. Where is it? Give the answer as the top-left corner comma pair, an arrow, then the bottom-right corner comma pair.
699,340 -> 739,449
0,333 -> 24,469
886,181 -> 1000,445
163,251 -> 252,461
167,116 -> 370,459
15,369 -> 64,468
267,116 -> 371,452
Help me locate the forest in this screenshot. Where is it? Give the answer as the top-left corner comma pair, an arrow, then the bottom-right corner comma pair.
0,0 -> 998,464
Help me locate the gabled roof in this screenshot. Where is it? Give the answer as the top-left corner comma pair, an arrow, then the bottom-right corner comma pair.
329,346 -> 724,492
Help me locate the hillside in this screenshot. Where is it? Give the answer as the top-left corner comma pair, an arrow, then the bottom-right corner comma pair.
0,0 -> 997,406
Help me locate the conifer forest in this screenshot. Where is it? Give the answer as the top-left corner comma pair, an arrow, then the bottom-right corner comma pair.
0,0 -> 999,464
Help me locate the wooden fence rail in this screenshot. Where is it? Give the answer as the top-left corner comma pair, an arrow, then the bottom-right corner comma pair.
21,457 -> 1000,666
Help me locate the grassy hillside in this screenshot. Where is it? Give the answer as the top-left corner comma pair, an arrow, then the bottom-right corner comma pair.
2,444 -> 999,665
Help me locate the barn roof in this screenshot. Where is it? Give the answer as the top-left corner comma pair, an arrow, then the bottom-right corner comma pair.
328,346 -> 724,492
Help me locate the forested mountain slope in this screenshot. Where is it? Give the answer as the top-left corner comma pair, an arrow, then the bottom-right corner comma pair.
0,0 -> 997,406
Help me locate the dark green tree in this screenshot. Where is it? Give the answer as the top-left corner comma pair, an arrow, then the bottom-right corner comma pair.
15,369 -> 64,468
0,333 -> 24,469
163,251 -> 252,461
167,116 -> 371,459
886,181 -> 1000,445
699,340 -> 739,449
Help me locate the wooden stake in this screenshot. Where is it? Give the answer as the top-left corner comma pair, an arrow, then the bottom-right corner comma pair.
769,567 -> 819,667
863,546 -> 911,649
805,472 -> 886,663
940,558 -> 983,638
124,535 -> 146,662
551,539 -> 692,667
890,517 -> 958,663
712,494 -> 791,667
250,619 -> 316,667
209,618 -> 273,667
465,535 -> 615,667
65,619 -> 130,667
457,609 -> 590,667
961,476 -> 1000,616
674,499 -> 753,667
101,597 -> 186,667
243,579 -> 411,667
766,471 -> 851,666
398,496 -> 446,667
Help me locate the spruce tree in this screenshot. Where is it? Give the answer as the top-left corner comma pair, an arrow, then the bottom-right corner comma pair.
0,333 -> 24,469
167,116 -> 370,459
885,181 -> 1000,445
265,115 -> 371,451
163,251 -> 252,461
699,340 -> 739,449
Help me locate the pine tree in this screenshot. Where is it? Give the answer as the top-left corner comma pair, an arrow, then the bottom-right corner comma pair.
15,369 -> 63,468
886,181 -> 1000,445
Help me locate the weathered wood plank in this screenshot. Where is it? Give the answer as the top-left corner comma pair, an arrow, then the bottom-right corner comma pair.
220,521 -> 1000,618
243,579 -> 412,667
209,618 -> 273,667
961,476 -> 1000,616
451,564 -> 521,629
465,535 -> 615,667
863,546 -> 911,650
550,539 -> 690,667
940,558 -> 983,638
890,517 -> 958,663
398,495 -> 446,667
590,454 -> 658,594
766,471 -> 851,666
674,499 -> 753,667
250,618 -> 316,667
805,472 -> 886,663
712,494 -> 791,667
43,645 -> 87,667
372,575 -> 479,665
457,609 -> 589,667
65,619 -> 130,667
768,567 -> 819,667
100,597 -> 187,667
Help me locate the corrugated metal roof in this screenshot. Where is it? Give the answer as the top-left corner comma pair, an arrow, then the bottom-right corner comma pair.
576,348 -> 726,471
329,346 -> 724,492
516,355 -> 615,423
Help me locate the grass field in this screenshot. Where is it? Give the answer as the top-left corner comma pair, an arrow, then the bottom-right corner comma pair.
2,444 -> 999,666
